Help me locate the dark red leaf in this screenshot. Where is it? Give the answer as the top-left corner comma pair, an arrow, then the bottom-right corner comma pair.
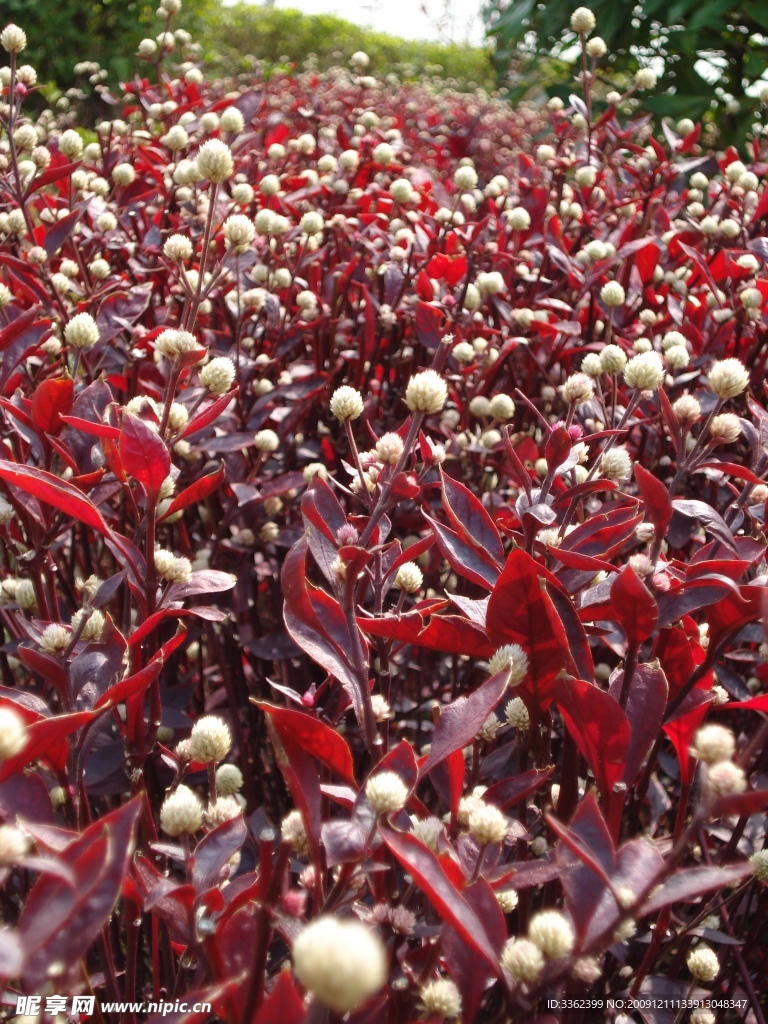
119,411 -> 171,498
554,677 -> 630,801
420,671 -> 509,776
610,565 -> 658,646
254,701 -> 356,786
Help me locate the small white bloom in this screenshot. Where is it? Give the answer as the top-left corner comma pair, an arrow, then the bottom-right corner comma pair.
501,938 -> 545,983
405,370 -> 447,414
529,910 -> 575,959
160,785 -> 203,836
489,644 -> 528,687
330,385 -> 364,421
292,916 -> 387,1013
189,715 -> 231,763
64,312 -> 99,349
366,771 -> 409,815
687,945 -> 719,982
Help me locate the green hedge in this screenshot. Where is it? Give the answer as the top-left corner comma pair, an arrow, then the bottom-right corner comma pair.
201,5 -> 495,89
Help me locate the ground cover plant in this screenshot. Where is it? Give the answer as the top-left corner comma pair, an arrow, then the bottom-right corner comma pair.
0,4 -> 767,1022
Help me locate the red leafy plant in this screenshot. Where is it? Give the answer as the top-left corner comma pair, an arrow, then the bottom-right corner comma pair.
0,6 -> 767,1023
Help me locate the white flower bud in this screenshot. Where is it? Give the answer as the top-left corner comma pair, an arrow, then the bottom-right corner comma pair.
0,824 -> 31,865
563,372 -> 594,404
199,357 -> 235,396
489,644 -> 528,686
624,350 -> 665,391
1,24 -> 27,53
600,280 -> 625,307
64,312 -> 99,349
635,68 -> 657,90
189,715 -> 231,764
196,139 -> 234,183
687,945 -> 719,982
468,801 -> 508,845
420,978 -> 461,1021
405,370 -> 447,414
292,916 -> 387,1013
254,429 -> 280,452
708,358 -> 749,399
529,910 -> 575,959
160,785 -> 203,836
691,724 -> 735,764
219,106 -> 245,134
164,234 -> 193,262
570,6 -> 596,33
222,214 -> 255,253
330,385 -> 364,421
705,761 -> 746,801
501,938 -> 545,983
216,763 -> 244,795
366,771 -> 409,814
505,697 -> 530,730
0,706 -> 27,761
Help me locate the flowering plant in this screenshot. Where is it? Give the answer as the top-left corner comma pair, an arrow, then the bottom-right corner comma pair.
0,5 -> 767,1022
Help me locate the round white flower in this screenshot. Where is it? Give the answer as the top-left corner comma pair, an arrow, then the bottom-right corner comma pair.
160,785 -> 203,836
636,68 -> 657,90
570,7 -> 596,33
497,889 -> 519,913
366,771 -> 409,815
501,938 -> 545,983
687,945 -> 719,982
199,357 -> 235,396
164,234 -> 193,262
705,761 -> 747,801
222,214 -> 255,253
1,23 -> 27,53
710,413 -> 741,444
586,36 -> 607,57
691,724 -> 735,764
215,763 -> 244,795
64,312 -> 99,349
489,644 -> 528,686
220,107 -> 245,134
600,344 -> 627,374
196,139 -> 234,183
601,446 -> 632,482
624,350 -> 665,391
330,385 -> 364,421
189,715 -> 231,763
405,370 -> 447,414
292,916 -> 387,1013
0,706 -> 27,761
300,210 -> 324,237
155,329 -> 199,358
708,358 -> 749,400
505,697 -> 530,730
529,910 -> 575,959
468,801 -> 509,845
0,824 -> 31,865
420,978 -> 461,1021
506,206 -> 531,231
254,429 -> 280,452
205,796 -> 242,829
454,165 -> 478,190
563,372 -> 594,404
600,280 -> 625,307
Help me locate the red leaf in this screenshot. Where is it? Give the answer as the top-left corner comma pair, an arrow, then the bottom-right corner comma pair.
266,718 -> 322,865
30,378 -> 74,435
178,390 -> 237,439
554,677 -> 630,801
663,689 -> 711,785
610,663 -> 668,786
420,671 -> 509,776
254,970 -> 305,1024
610,565 -> 658,646
379,825 -> 500,970
440,470 -> 504,566
641,863 -> 753,916
360,610 -> 494,658
159,464 -> 225,523
634,463 -> 673,538
254,701 -> 356,787
119,411 -> 171,498
18,800 -> 141,989
486,549 -> 572,710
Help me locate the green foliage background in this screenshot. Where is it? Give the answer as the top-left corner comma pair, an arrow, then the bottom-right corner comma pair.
484,0 -> 768,143
201,5 -> 494,87
0,0 -> 494,93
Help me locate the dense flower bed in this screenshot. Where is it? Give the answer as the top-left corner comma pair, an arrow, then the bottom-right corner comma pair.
0,4 -> 767,1021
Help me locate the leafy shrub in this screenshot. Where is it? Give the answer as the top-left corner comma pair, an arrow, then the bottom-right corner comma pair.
484,0 -> 768,144
202,4 -> 495,89
0,6 -> 767,1023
